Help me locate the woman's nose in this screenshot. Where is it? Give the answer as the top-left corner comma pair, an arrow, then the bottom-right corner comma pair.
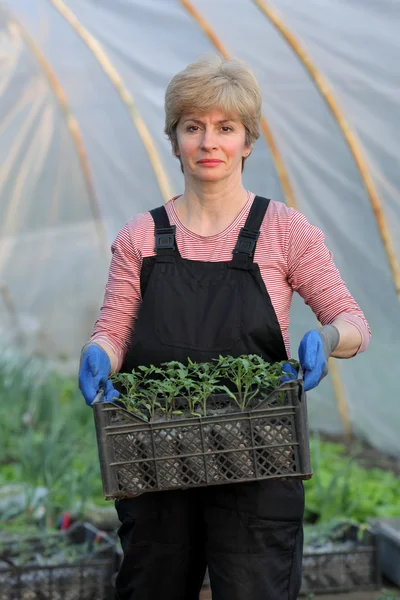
200,129 -> 218,150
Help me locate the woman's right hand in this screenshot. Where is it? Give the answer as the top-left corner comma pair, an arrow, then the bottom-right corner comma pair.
78,345 -> 119,406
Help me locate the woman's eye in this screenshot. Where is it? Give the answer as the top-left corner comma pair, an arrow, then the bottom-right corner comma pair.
221,126 -> 233,132
187,125 -> 199,132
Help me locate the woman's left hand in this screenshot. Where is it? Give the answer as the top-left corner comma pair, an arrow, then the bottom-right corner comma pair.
281,326 -> 340,392
281,331 -> 326,391
297,330 -> 328,391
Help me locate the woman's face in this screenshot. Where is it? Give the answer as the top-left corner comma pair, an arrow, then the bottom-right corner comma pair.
175,109 -> 251,182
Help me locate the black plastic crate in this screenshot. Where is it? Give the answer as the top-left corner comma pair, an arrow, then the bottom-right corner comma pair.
0,522 -> 118,600
93,380 -> 312,499
300,526 -> 380,595
370,518 -> 400,587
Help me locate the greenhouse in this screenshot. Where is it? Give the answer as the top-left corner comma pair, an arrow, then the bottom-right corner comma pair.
1,1 -> 400,598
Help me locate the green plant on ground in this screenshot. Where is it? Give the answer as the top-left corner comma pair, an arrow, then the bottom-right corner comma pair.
304,434 -> 400,525
0,528 -> 107,566
0,347 -> 103,531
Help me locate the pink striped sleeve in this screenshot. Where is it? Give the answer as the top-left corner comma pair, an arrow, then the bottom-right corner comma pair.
90,216 -> 147,371
287,210 -> 371,353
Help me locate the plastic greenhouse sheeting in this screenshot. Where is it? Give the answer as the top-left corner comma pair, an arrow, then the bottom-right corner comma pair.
1,0 -> 399,456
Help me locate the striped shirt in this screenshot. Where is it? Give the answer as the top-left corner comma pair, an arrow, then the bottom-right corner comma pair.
90,192 -> 370,371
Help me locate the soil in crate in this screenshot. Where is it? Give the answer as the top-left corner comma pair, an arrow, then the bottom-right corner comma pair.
152,428 -> 185,488
177,427 -> 207,485
207,421 -> 255,480
113,418 -> 297,491
253,419 -> 297,477
113,431 -> 156,494
114,426 -> 207,490
113,429 -> 183,492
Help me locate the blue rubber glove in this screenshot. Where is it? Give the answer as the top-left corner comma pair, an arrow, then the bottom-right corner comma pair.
281,362 -> 298,383
282,326 -> 340,392
298,330 -> 328,392
78,344 -> 119,406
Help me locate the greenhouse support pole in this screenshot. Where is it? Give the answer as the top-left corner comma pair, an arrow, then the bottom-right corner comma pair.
254,0 -> 400,301
47,0 -> 174,203
6,16 -> 108,254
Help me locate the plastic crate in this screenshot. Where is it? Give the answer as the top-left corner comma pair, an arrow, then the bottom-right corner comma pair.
0,522 -> 118,600
371,518 -> 400,587
93,380 -> 312,499
300,528 -> 380,595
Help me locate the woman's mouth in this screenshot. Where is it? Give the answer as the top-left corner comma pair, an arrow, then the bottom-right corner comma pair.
197,159 -> 223,166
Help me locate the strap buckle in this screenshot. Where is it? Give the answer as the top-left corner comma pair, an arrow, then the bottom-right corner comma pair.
230,227 -> 260,270
155,226 -> 176,251
233,227 -> 260,257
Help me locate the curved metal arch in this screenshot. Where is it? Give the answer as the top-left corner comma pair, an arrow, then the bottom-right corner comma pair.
180,0 -> 351,437
180,0 -> 296,209
47,0 -> 173,203
4,17 -> 108,252
254,0 -> 400,302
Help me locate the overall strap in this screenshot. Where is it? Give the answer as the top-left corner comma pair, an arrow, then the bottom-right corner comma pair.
150,205 -> 177,256
231,196 -> 270,270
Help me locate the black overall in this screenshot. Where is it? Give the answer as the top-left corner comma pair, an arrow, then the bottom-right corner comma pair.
114,196 -> 304,600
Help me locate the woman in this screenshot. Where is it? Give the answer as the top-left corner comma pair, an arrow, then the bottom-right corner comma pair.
79,55 -> 370,600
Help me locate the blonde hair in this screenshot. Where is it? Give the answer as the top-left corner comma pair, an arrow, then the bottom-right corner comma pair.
164,54 -> 262,161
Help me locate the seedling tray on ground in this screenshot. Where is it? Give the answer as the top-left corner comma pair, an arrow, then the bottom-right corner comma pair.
0,522 -> 118,600
300,525 -> 380,595
93,380 -> 312,499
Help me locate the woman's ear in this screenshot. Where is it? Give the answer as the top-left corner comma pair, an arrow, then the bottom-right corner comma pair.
243,143 -> 253,158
